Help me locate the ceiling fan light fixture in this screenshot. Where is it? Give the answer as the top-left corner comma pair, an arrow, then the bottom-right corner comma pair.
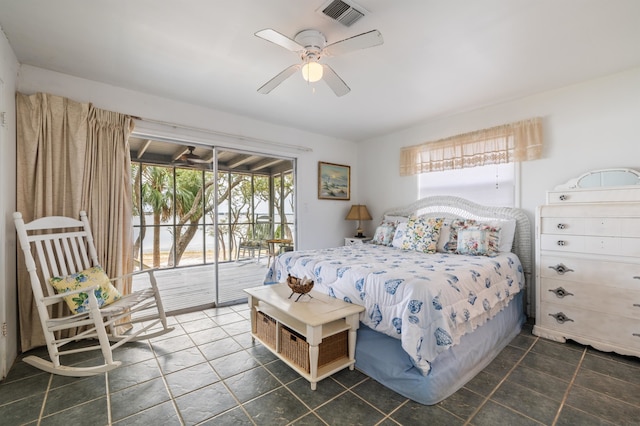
301,61 -> 323,82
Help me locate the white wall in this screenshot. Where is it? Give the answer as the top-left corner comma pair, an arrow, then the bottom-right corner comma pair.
0,26 -> 19,378
358,67 -> 640,226
358,67 -> 640,317
17,65 -> 360,250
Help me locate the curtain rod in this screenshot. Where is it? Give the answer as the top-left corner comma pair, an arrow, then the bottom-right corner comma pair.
132,116 -> 313,153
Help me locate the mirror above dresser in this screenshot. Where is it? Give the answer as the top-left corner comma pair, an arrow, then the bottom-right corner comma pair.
547,168 -> 640,204
556,168 -> 640,189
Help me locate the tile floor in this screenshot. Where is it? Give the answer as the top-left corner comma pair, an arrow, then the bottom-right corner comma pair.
1,304 -> 640,425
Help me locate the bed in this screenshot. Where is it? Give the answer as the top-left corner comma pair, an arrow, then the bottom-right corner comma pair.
264,196 -> 532,404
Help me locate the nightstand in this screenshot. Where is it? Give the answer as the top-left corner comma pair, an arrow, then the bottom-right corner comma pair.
344,237 -> 372,246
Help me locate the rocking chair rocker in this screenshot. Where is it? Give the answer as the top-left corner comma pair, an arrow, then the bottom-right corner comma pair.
14,211 -> 174,376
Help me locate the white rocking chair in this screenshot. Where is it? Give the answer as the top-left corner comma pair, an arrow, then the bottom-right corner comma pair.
14,211 -> 174,376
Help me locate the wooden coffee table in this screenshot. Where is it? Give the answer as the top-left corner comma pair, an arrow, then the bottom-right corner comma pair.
244,283 -> 365,390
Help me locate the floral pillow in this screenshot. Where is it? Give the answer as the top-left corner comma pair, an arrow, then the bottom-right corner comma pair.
372,221 -> 398,246
443,219 -> 476,253
401,216 -> 444,254
456,225 -> 501,257
49,265 -> 122,314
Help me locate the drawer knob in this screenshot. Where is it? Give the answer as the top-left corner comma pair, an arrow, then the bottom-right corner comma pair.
557,240 -> 567,246
549,287 -> 574,298
557,223 -> 567,230
549,263 -> 574,275
634,276 -> 640,280
549,312 -> 574,324
634,333 -> 640,338
559,194 -> 568,201
634,304 -> 640,308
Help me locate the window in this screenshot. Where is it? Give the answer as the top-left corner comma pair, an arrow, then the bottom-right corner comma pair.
418,163 -> 517,207
130,142 -> 296,270
132,164 -> 215,269
403,118 -> 540,208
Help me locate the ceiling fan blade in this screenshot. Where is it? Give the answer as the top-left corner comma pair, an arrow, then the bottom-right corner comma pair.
322,65 -> 350,97
187,157 -> 210,164
257,64 -> 301,94
255,29 -> 304,52
324,29 -> 383,56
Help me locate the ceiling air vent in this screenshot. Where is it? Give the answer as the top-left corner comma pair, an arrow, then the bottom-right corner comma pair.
321,0 -> 365,27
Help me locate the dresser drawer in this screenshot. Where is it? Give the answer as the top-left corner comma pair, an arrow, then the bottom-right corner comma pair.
540,278 -> 640,318
540,217 -> 586,235
547,187 -> 640,204
538,302 -> 640,351
541,217 -> 640,237
539,255 -> 640,288
540,234 -> 640,257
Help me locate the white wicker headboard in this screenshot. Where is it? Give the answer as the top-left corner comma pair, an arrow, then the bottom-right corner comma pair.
383,195 -> 533,294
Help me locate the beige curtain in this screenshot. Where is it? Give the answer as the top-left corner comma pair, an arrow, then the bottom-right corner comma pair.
82,108 -> 134,293
400,118 -> 543,176
16,92 -> 134,351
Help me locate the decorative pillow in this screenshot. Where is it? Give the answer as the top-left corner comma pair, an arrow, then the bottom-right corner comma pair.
49,266 -> 122,314
401,216 -> 444,254
391,222 -> 408,248
372,221 -> 398,246
456,225 -> 501,257
487,219 -> 517,252
442,218 -> 473,253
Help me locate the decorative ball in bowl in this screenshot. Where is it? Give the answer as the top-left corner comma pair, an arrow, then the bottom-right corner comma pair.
286,274 -> 314,301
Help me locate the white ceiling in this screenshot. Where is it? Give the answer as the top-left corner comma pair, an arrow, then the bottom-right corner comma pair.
1,0 -> 639,142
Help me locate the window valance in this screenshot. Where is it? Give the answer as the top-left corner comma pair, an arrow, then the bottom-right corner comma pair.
400,118 -> 543,176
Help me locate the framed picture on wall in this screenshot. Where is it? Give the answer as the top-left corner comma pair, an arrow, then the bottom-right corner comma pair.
318,161 -> 350,200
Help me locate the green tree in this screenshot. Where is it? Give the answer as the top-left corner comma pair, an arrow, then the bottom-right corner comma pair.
140,166 -> 172,268
132,163 -> 294,267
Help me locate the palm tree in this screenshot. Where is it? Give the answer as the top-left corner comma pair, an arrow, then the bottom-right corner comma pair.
167,168 -> 208,266
132,162 -> 294,267
140,166 -> 172,268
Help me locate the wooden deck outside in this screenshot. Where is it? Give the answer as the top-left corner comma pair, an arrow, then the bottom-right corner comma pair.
132,259 -> 270,314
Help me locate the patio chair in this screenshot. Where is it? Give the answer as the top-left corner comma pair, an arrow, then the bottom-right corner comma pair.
14,211 -> 174,377
237,216 -> 272,261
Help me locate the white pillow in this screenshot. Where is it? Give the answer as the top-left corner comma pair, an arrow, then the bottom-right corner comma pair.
391,222 -> 408,248
485,219 -> 517,252
436,220 -> 452,253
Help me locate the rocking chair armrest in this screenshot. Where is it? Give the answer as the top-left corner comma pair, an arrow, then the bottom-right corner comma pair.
108,268 -> 158,282
40,285 -> 100,306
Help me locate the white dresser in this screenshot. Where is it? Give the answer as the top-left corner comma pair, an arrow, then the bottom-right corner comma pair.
534,169 -> 640,357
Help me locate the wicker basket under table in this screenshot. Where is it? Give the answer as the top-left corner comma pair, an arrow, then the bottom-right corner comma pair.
280,326 -> 348,373
255,310 -> 277,349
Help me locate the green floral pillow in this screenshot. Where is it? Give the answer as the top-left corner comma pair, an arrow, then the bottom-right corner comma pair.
49,266 -> 122,314
401,216 -> 444,253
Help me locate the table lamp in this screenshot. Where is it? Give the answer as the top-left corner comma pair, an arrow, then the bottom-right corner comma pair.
345,204 -> 372,238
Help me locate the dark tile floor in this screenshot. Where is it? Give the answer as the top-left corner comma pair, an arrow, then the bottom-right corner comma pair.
1,304 -> 640,425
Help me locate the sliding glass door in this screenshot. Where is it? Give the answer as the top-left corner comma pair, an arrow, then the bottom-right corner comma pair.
130,140 -> 295,311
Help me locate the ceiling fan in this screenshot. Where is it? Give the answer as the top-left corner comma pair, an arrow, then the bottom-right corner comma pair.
255,28 -> 383,97
173,146 -> 212,168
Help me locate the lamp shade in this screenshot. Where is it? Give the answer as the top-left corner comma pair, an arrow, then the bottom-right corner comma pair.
346,205 -> 372,238
345,205 -> 372,221
301,61 -> 323,83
